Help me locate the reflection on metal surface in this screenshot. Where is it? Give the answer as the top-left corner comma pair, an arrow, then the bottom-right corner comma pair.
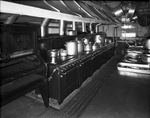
51,57 -> 57,64
117,62 -> 150,75
60,56 -> 67,61
118,71 -> 150,78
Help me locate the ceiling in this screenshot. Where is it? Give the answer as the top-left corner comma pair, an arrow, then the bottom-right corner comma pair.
0,0 -> 150,27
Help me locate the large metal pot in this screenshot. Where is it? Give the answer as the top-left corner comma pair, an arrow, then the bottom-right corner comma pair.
47,49 -> 59,57
65,41 -> 78,55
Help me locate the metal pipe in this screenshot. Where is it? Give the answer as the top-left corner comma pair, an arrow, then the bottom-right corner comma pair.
96,23 -> 102,33
4,15 -> 19,24
82,22 -> 86,32
60,19 -> 64,35
90,23 -> 92,31
72,21 -> 75,31
41,18 -> 49,37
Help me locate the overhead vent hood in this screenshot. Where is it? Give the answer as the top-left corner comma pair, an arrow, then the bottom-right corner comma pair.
62,0 -> 93,18
4,0 -> 143,26
75,1 -> 101,19
43,0 -> 80,16
11,0 -> 59,12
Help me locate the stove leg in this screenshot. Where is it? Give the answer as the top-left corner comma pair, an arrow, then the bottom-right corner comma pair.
40,84 -> 49,107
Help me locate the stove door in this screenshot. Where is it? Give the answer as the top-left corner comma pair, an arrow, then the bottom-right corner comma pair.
61,65 -> 79,101
49,62 -> 79,104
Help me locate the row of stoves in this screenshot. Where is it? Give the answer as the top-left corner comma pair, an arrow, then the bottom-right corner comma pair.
0,24 -> 114,108
44,44 -> 115,105
0,43 -> 115,108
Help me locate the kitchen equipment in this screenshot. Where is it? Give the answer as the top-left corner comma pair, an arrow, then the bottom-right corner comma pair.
48,59 -> 79,104
141,53 -> 150,63
117,62 -> 150,74
92,42 -> 99,51
79,54 -> 92,84
77,40 -> 83,54
65,41 -> 78,55
105,38 -> 109,44
82,38 -> 89,45
84,42 -> 92,52
59,49 -> 67,57
141,37 -> 150,50
142,38 -> 150,50
95,35 -> 101,44
47,49 -> 59,57
90,30 -> 94,34
95,34 -> 105,44
66,30 -> 77,36
108,39 -> 112,44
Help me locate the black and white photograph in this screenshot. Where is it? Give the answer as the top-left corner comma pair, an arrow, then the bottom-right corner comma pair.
0,0 -> 150,118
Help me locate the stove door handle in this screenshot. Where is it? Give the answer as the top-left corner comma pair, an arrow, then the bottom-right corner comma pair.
48,68 -> 57,81
62,72 -> 66,76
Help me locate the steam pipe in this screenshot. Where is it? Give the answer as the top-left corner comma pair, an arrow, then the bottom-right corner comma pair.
96,23 -> 102,33
41,18 -> 49,37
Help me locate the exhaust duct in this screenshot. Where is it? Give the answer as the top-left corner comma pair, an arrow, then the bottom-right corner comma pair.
41,18 -> 49,37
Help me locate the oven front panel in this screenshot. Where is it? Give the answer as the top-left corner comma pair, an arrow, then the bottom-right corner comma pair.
61,65 -> 79,100
79,56 -> 92,85
48,61 -> 79,104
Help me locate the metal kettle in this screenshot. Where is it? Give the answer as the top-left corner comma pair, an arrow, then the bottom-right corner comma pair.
95,35 -> 101,44
82,38 -> 89,45
84,42 -> 92,52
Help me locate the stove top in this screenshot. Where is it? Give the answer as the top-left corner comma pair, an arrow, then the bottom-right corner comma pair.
46,51 -> 93,66
47,55 -> 76,65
